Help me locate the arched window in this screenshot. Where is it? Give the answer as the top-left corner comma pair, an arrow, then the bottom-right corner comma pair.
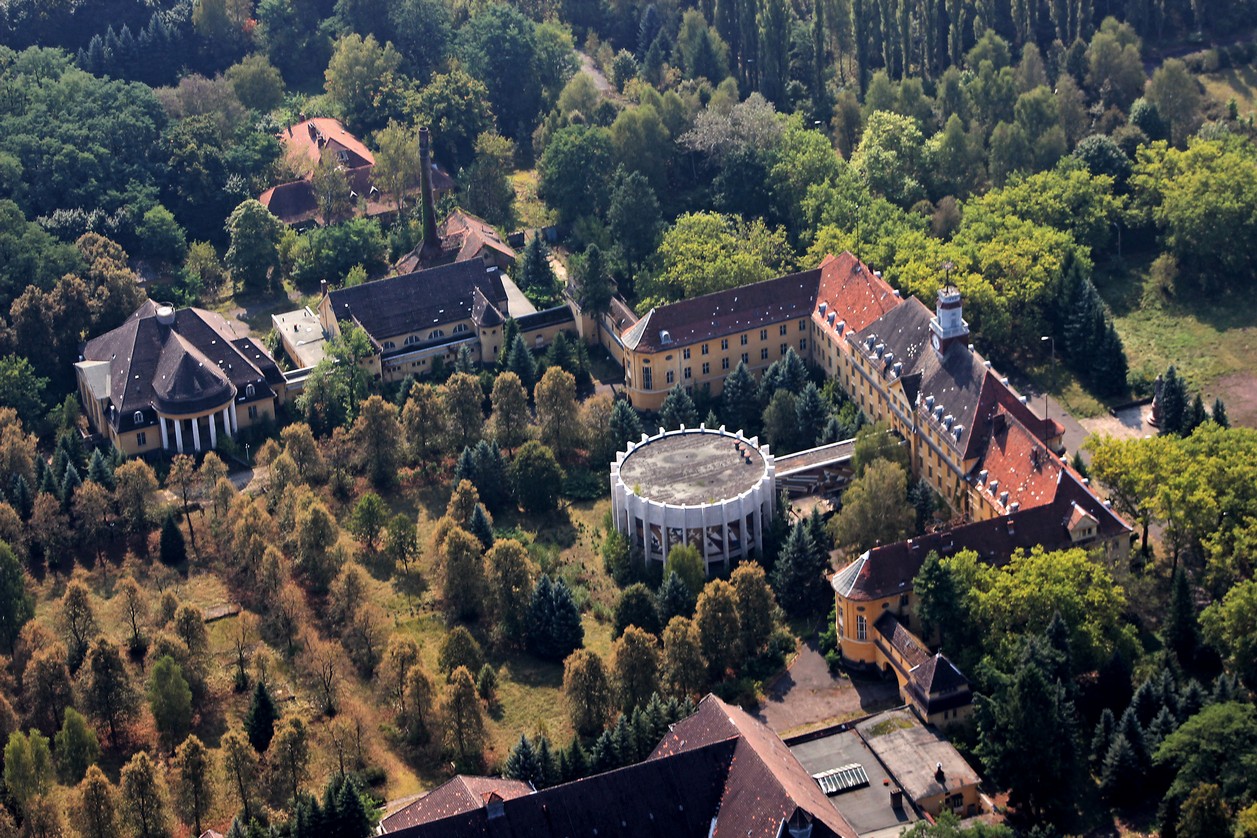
245,383 -> 255,399
427,329 -> 445,340
133,411 -> 144,425
452,323 -> 468,334
404,335 -> 421,346
383,341 -> 396,350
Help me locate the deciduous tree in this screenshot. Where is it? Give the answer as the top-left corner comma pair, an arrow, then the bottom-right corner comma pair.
562,649 -> 612,736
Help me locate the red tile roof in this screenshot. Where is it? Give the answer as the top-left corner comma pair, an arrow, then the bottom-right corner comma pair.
972,412 -> 1064,513
814,252 -> 903,334
280,118 -> 375,176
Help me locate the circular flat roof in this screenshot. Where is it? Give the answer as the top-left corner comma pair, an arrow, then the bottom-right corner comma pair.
619,431 -> 767,506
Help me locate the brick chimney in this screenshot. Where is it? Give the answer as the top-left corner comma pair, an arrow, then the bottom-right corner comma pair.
418,127 -> 440,255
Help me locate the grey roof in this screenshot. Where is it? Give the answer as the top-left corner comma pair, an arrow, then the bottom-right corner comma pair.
327,261 -> 507,341
80,304 -> 279,432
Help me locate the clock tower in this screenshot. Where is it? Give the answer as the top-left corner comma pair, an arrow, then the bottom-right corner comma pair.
929,285 -> 969,356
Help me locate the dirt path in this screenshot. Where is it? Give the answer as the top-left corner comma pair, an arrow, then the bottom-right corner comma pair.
577,51 -> 620,100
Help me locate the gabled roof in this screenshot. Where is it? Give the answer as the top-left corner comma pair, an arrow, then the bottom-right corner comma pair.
80,304 -> 279,431
380,776 -> 532,833
622,269 -> 822,353
395,210 -> 516,275
911,653 -> 970,697
280,118 -> 374,176
259,180 -> 318,226
971,412 -> 1064,513
470,286 -> 504,328
814,252 -> 903,334
651,695 -> 857,838
326,261 -> 507,342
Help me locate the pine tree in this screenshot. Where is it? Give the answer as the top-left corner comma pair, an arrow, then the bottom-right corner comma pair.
245,681 -> 277,753
1204,397 -> 1228,430
519,237 -> 556,295
1116,706 -> 1149,769
1183,393 -> 1209,435
657,571 -> 696,623
721,361 -> 760,435
659,384 -> 698,430
61,462 -> 82,509
610,399 -> 645,453
1157,365 -> 1187,436
1165,567 -> 1200,669
498,319 -> 520,368
794,382 -> 827,448
503,734 -> 540,784
536,735 -> 558,788
469,504 -> 494,550
771,521 -> 829,618
475,663 -> 497,702
1145,704 -> 1178,752
455,344 -> 476,374
505,334 -> 538,392
87,449 -> 114,489
1098,731 -> 1142,804
159,514 -> 186,566
1090,707 -> 1115,769
10,474 -> 31,520
1177,678 -> 1206,722
525,575 -> 585,661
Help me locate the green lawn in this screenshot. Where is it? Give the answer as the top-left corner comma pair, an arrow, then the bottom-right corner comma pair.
511,169 -> 556,231
1093,254 -> 1257,424
1199,62 -> 1257,117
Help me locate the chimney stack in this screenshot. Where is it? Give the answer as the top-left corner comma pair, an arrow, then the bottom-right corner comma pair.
418,127 -> 440,254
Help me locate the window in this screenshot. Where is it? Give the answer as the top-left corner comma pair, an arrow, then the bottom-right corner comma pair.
427,329 -> 445,339
684,367 -> 691,379
245,383 -> 255,399
248,405 -> 259,419
453,324 -> 468,334
336,150 -> 349,163
133,411 -> 144,425
721,338 -> 728,350
741,353 -> 749,364
779,324 -> 788,336
760,348 -> 769,360
780,343 -> 787,356
800,339 -> 807,350
681,348 -> 690,360
643,367 -> 653,389
702,362 -> 710,375
666,370 -> 674,384
856,615 -> 867,641
701,344 -> 709,356
759,329 -> 768,340
800,319 -> 807,331
740,334 -> 748,346
722,357 -> 730,370
383,341 -> 396,350
136,432 -> 147,447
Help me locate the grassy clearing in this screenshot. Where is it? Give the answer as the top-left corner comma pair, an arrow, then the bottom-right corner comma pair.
511,169 -> 556,230
1093,255 -> 1257,411
1198,62 -> 1257,117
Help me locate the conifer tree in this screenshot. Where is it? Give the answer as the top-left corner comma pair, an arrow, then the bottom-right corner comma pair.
468,504 -> 495,550
657,571 -> 696,623
1166,567 -> 1200,669
721,361 -> 760,435
795,382 -> 827,448
1211,398 -> 1229,428
771,520 -> 829,618
659,383 -> 698,430
245,681 -> 277,752
1184,393 -> 1209,435
159,514 -> 186,566
1098,731 -> 1141,803
1090,707 -> 1116,770
503,734 -> 540,784
610,398 -> 645,453
87,449 -> 114,489
1158,365 -> 1187,436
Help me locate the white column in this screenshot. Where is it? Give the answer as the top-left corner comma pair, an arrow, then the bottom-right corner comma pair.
229,402 -> 238,433
191,417 -> 201,452
208,412 -> 217,449
159,416 -> 169,450
222,406 -> 232,439
174,419 -> 184,454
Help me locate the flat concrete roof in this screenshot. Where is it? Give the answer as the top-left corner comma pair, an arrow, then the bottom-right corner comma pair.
789,729 -> 918,836
272,307 -> 327,369
618,432 -> 766,506
855,709 -> 980,804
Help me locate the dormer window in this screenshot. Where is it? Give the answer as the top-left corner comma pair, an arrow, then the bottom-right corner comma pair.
133,411 -> 144,425
245,384 -> 255,399
404,335 -> 421,345
336,150 -> 349,163
453,324 -> 468,334
427,329 -> 445,340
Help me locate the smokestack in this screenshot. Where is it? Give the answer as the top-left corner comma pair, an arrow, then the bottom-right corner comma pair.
419,126 -> 439,253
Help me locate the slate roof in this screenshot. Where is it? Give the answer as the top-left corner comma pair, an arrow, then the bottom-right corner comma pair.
258,180 -> 318,226
325,261 -> 507,342
622,269 -> 822,353
385,696 -> 857,838
873,612 -> 930,669
380,776 -> 532,832
80,304 -> 280,432
470,286 -> 504,328
910,654 -> 971,699
516,305 -> 575,331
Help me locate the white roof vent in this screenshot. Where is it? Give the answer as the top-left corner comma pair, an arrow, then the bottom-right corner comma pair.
925,395 -> 934,409
943,414 -> 954,429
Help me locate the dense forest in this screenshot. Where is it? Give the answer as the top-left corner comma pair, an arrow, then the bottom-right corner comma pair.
0,0 -> 1254,835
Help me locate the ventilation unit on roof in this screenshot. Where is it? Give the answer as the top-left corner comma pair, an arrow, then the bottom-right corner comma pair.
1001,377 -> 1010,386
944,415 -> 954,429
1020,395 -> 1030,404
874,270 -> 882,278
953,424 -> 963,439
984,360 -> 992,369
